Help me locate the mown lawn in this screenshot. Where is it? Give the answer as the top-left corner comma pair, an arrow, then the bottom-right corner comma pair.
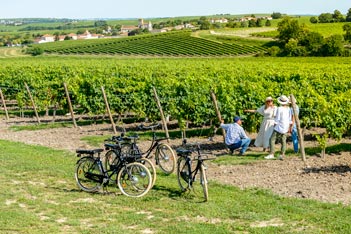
1,139 -> 351,233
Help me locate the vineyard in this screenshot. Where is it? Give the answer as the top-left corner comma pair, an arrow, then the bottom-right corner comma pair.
30,30 -> 268,56
0,56 -> 350,139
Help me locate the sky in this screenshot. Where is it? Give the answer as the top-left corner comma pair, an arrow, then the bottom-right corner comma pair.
2,0 -> 350,19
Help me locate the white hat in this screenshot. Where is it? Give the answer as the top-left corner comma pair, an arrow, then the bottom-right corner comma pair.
265,96 -> 273,102
277,95 -> 289,105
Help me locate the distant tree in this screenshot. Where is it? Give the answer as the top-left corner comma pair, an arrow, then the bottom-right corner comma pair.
300,31 -> 324,55
240,21 -> 248,28
248,19 -> 256,27
94,20 -> 107,27
266,46 -> 280,56
213,22 -> 222,29
256,18 -> 264,27
199,21 -> 210,30
320,34 -> 344,56
153,23 -> 161,29
318,13 -> 333,23
343,23 -> 351,41
271,12 -> 282,19
199,16 -> 207,21
333,10 -> 345,22
115,24 -> 122,31
265,20 -> 271,27
76,29 -> 85,35
26,46 -> 44,56
310,17 -> 318,24
53,31 -> 60,41
277,17 -> 304,43
346,8 -> 351,22
284,39 -> 307,56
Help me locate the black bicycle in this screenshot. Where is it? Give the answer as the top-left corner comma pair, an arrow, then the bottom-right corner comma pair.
176,141 -> 215,202
137,123 -> 176,174
107,123 -> 176,175
104,135 -> 157,187
74,148 -> 153,197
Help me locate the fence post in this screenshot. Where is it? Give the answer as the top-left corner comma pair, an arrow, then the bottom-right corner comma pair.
63,83 -> 77,128
290,94 -> 307,165
24,83 -> 40,124
0,88 -> 9,120
210,91 -> 226,142
101,86 -> 117,134
152,87 -> 169,141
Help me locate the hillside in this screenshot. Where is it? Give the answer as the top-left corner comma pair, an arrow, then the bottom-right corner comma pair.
30,30 -> 269,56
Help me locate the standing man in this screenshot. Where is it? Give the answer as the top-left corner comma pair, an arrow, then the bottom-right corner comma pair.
220,116 -> 251,155
265,95 -> 292,160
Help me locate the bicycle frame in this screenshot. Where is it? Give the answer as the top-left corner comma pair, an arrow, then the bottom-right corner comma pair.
142,132 -> 168,158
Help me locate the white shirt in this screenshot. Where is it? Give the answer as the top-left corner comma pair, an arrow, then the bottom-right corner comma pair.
274,106 -> 292,134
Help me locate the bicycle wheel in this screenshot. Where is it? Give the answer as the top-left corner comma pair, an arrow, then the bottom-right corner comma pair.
192,164 -> 208,202
155,143 -> 176,174
177,157 -> 190,192
136,158 -> 157,187
117,162 -> 152,198
75,157 -> 102,192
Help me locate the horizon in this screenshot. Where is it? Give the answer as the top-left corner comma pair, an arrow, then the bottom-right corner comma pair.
1,0 -> 350,19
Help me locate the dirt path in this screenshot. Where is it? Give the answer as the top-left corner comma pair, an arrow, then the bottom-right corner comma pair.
1,117 -> 351,205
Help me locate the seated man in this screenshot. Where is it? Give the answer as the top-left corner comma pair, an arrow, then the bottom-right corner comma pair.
220,116 -> 251,155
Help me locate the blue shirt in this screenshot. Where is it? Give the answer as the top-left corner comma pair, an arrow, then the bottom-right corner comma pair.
220,123 -> 249,145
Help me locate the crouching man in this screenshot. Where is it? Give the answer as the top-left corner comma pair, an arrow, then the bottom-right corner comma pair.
220,116 -> 251,155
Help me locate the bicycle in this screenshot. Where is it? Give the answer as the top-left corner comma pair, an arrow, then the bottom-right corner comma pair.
74,148 -> 153,198
175,140 -> 215,202
137,123 -> 176,174
104,135 -> 157,187
107,123 -> 176,175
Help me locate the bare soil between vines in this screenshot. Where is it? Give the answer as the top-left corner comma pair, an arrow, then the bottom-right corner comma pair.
1,117 -> 351,205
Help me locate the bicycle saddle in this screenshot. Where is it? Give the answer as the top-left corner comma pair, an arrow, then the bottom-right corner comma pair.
76,148 -> 104,155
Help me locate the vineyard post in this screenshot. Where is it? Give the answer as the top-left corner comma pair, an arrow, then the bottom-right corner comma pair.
24,83 -> 40,124
63,83 -> 77,128
101,86 -> 117,134
0,88 -> 9,120
152,87 -> 169,142
210,91 -> 226,142
290,94 -> 306,163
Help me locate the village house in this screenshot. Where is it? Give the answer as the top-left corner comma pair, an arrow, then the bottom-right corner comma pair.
209,18 -> 228,24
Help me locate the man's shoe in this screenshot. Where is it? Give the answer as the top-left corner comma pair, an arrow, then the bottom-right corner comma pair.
229,149 -> 234,155
239,152 -> 245,156
264,154 -> 275,159
278,155 -> 284,160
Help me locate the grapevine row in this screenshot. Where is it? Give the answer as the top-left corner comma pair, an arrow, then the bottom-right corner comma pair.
33,31 -> 267,56
0,57 -> 350,139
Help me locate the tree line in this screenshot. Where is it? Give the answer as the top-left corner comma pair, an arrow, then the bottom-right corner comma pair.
264,16 -> 351,57
310,8 -> 351,23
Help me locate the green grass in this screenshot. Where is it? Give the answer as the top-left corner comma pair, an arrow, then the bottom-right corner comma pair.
1,139 -> 351,233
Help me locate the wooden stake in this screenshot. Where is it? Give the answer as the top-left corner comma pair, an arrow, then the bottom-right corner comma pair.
210,91 -> 226,142
63,83 -> 77,128
0,88 -> 9,120
152,87 -> 169,141
290,94 -> 307,165
101,86 -> 117,134
24,83 -> 40,124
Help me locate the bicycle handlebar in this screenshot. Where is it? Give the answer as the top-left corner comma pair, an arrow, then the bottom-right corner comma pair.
138,123 -> 160,130
104,134 -> 139,143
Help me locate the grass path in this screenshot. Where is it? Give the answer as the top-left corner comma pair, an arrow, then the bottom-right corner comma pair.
0,47 -> 28,58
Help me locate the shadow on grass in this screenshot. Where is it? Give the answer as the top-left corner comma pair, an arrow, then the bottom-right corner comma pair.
304,143 -> 351,156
